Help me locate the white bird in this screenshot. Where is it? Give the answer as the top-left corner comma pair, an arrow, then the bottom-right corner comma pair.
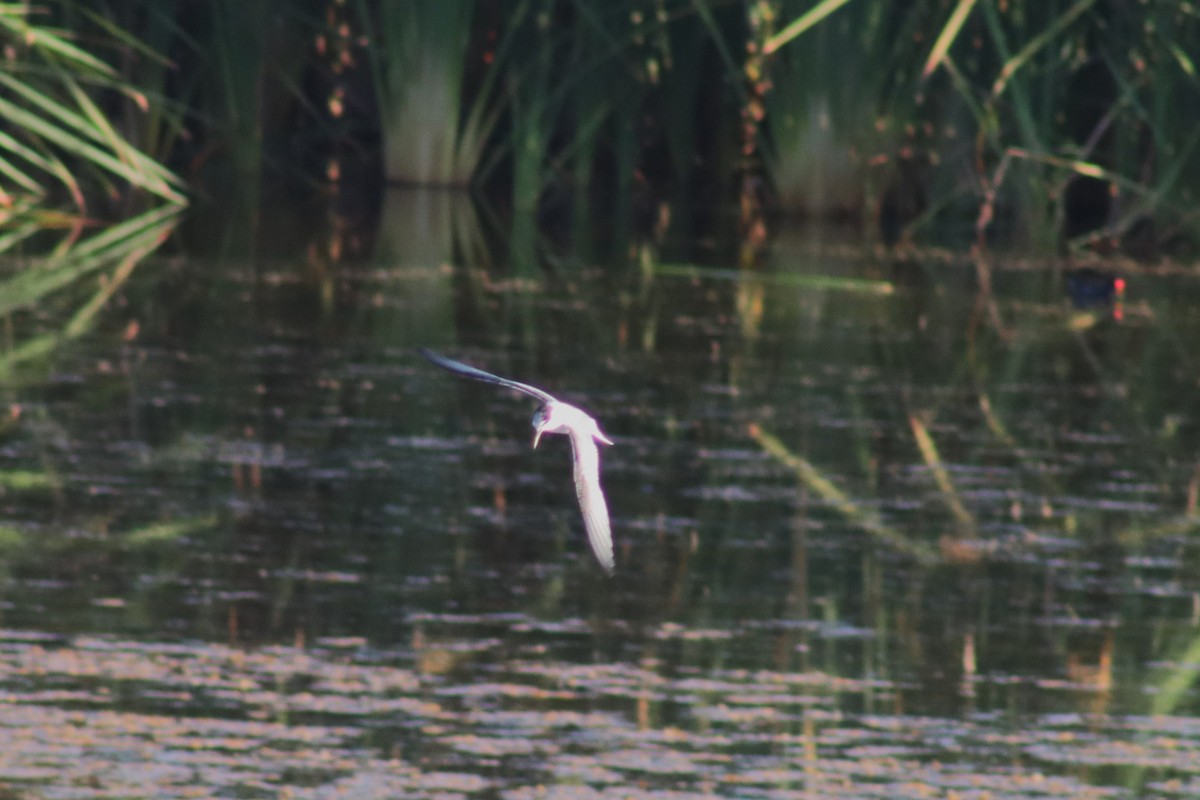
419,349 -> 616,574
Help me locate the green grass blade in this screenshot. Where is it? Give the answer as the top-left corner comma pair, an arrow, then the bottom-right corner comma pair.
989,0 -> 1100,99
0,89 -> 184,203
0,124 -> 67,181
1168,42 -> 1197,79
764,0 -> 855,55
0,8 -> 116,78
690,0 -> 749,106
63,79 -> 163,177
0,146 -> 45,194
0,70 -> 185,200
0,218 -> 42,253
979,0 -> 1037,148
922,0 -> 979,79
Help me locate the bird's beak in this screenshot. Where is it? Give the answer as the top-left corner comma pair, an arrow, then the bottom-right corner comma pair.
532,427 -> 544,449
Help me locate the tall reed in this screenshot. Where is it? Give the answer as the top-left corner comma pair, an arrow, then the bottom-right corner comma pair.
357,0 -> 504,187
923,0 -> 1200,250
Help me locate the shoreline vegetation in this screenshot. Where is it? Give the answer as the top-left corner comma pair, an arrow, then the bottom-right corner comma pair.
0,0 -> 1195,261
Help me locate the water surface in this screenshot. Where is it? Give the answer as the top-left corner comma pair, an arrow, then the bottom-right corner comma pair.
2,229 -> 1199,797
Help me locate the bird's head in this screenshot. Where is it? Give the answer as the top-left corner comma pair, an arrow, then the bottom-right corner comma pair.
531,404 -> 556,448
532,402 -> 613,449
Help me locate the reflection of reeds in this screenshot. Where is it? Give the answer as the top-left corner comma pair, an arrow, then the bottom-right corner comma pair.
653,263 -> 894,294
1151,630 -> 1200,716
749,423 -> 936,563
0,470 -> 56,491
0,205 -> 182,377
908,413 -> 974,532
124,515 -> 220,548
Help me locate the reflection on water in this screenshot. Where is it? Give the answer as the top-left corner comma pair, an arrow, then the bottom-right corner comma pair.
0,624 -> 1197,799
1,230 -> 1200,797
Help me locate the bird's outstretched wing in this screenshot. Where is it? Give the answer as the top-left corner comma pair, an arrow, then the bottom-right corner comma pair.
421,347 -> 616,574
567,428 -> 615,574
419,349 -> 558,405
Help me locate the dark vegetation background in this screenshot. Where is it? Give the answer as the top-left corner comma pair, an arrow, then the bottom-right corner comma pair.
3,0 -> 1199,263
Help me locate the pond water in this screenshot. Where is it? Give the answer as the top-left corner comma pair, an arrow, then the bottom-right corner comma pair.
2,196 -> 1200,798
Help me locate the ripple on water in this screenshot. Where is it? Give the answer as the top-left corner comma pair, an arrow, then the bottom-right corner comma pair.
683,484 -> 800,503
545,756 -> 624,785
0,626 -> 1189,798
1025,737 -> 1200,771
443,733 -> 553,757
1058,494 -> 1162,513
503,787 -> 716,800
282,766 -> 492,800
597,746 -> 714,776
462,708 -> 627,734
436,681 -> 579,701
1147,776 -> 1200,796
690,702 -> 787,725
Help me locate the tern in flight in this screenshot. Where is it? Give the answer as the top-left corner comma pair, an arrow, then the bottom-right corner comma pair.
419,349 -> 616,574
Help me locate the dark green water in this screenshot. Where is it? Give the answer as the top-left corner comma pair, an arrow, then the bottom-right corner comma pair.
2,207 -> 1199,797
